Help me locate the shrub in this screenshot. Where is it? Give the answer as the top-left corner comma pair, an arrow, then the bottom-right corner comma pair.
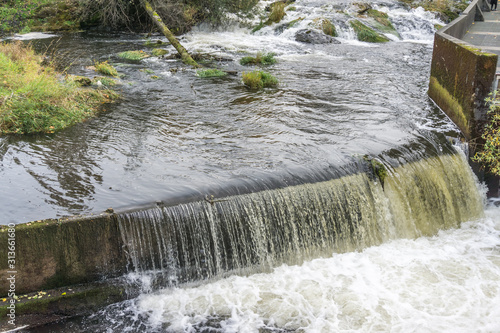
117,50 -> 150,61
0,42 -> 117,135
242,70 -> 278,89
473,100 -> 500,176
240,52 -> 277,66
197,69 -> 228,77
94,60 -> 119,76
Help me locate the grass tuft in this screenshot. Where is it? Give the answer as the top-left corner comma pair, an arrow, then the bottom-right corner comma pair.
94,60 -> 118,76
152,48 -> 168,57
349,20 -> 389,43
117,50 -> 150,61
242,70 -> 278,90
197,69 -> 228,78
240,52 -> 277,66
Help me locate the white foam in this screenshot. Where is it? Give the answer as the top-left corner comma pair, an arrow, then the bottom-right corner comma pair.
134,204 -> 500,332
8,32 -> 58,40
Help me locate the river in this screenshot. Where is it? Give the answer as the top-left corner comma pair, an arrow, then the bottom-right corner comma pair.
3,0 -> 500,331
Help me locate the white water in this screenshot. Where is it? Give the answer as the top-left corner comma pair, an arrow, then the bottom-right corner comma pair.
131,203 -> 500,332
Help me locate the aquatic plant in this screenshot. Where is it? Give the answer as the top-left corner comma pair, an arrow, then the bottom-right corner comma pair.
349,20 -> 389,43
92,76 -> 117,87
240,52 -> 277,66
117,50 -> 150,61
268,2 -> 286,24
312,18 -> 337,37
94,60 -> 119,76
242,70 -> 278,89
152,48 -> 168,57
0,42 -> 117,135
197,69 -> 228,78
473,98 -> 500,176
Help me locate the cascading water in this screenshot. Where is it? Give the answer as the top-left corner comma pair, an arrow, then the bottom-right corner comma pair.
117,154 -> 484,287
7,0 -> 500,331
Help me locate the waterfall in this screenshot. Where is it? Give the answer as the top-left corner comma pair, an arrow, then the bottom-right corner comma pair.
117,153 -> 484,287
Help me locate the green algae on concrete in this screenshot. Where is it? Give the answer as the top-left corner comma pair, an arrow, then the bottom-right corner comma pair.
0,214 -> 127,296
428,32 -> 497,140
0,279 -> 129,331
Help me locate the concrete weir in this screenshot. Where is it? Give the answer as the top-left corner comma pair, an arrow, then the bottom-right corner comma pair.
428,0 -> 498,141
0,153 -> 486,330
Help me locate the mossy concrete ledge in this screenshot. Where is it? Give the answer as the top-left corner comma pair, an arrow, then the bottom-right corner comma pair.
428,0 -> 497,141
0,214 -> 127,296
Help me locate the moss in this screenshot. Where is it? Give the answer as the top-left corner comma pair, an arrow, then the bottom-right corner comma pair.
363,155 -> 388,187
312,18 -> 338,37
117,50 -> 150,61
365,9 -> 399,36
0,214 -> 126,295
91,76 -> 117,87
94,61 -> 118,77
428,76 -> 469,137
349,19 -> 390,43
197,69 -> 228,77
288,17 -> 304,28
152,48 -> 168,57
242,70 -> 278,89
267,2 -> 286,24
240,52 -> 277,66
0,282 -> 126,320
144,39 -> 165,47
252,21 -> 265,33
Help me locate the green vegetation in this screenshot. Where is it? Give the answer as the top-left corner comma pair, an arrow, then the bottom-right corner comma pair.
0,0 -> 82,35
197,68 -> 228,77
152,48 -> 168,57
91,76 -> 117,87
473,99 -> 500,176
363,155 -> 388,186
240,52 -> 277,66
365,9 -> 397,34
94,61 -> 118,77
0,42 -> 117,135
396,0 -> 469,22
1,0 -> 261,36
349,20 -> 390,43
268,2 -> 286,24
242,70 -> 278,89
312,18 -> 337,37
117,50 -> 150,61
144,39 -> 165,47
288,17 -> 304,28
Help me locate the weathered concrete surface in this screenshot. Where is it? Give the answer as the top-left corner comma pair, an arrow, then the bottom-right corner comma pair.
428,0 -> 498,141
0,214 -> 127,296
0,279 -> 131,331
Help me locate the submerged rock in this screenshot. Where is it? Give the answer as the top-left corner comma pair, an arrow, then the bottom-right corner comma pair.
295,29 -> 340,44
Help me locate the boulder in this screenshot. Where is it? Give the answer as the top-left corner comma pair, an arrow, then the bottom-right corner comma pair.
295,29 -> 340,44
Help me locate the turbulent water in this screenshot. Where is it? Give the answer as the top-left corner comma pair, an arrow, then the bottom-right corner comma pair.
28,202 -> 500,332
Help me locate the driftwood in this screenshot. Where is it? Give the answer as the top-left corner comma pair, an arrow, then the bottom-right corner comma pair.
140,0 -> 199,67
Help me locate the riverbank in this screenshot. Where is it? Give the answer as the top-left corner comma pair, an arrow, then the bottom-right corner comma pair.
0,41 -> 117,135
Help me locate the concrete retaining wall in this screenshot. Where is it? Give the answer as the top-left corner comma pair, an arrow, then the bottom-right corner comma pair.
428,0 -> 497,141
0,214 -> 127,296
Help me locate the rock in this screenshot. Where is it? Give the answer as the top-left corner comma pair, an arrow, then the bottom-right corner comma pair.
265,0 -> 296,11
295,29 -> 340,44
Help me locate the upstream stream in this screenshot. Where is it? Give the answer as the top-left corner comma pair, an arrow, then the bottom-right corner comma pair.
2,0 -> 500,332
1,0 -> 454,224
